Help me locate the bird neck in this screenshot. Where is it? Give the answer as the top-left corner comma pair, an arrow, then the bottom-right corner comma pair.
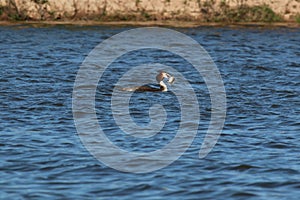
159,81 -> 168,92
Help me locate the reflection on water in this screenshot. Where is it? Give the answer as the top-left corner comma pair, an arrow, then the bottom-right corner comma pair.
0,25 -> 300,199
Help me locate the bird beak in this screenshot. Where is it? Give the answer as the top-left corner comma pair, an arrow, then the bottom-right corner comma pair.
166,73 -> 175,85
168,76 -> 175,85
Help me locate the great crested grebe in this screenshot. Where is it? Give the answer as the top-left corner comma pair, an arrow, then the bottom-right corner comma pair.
121,71 -> 175,92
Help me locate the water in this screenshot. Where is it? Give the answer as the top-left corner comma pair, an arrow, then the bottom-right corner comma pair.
0,24 -> 299,199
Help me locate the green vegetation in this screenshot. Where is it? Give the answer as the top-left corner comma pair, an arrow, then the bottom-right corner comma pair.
33,0 -> 48,4
141,10 -> 151,20
296,13 -> 300,23
204,3 -> 283,23
9,13 -> 21,21
135,0 -> 141,7
249,5 -> 282,22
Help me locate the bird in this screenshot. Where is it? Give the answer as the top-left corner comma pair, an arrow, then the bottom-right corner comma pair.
121,71 -> 175,92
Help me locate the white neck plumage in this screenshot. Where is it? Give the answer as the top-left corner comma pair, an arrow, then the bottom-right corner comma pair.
159,81 -> 168,92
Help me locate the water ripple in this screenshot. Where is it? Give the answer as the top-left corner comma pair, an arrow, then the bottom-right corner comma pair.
0,25 -> 299,199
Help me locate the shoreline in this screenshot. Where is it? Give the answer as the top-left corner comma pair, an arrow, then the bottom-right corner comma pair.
0,20 -> 300,28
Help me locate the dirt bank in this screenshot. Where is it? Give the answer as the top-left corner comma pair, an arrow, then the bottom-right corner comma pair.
0,0 -> 300,23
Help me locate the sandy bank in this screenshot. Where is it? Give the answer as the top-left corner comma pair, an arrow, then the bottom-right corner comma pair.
0,0 -> 300,24
0,20 -> 299,28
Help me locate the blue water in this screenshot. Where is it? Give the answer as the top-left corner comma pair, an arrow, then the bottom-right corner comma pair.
0,24 -> 300,199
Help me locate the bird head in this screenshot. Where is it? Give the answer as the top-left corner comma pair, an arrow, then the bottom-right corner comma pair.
156,71 -> 175,84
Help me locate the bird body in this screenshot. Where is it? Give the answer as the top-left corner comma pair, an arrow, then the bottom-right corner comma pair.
121,71 -> 175,92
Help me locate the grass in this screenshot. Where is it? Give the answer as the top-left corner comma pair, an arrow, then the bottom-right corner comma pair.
295,14 -> 300,23
249,5 -> 282,22
211,4 -> 282,23
33,0 -> 48,4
